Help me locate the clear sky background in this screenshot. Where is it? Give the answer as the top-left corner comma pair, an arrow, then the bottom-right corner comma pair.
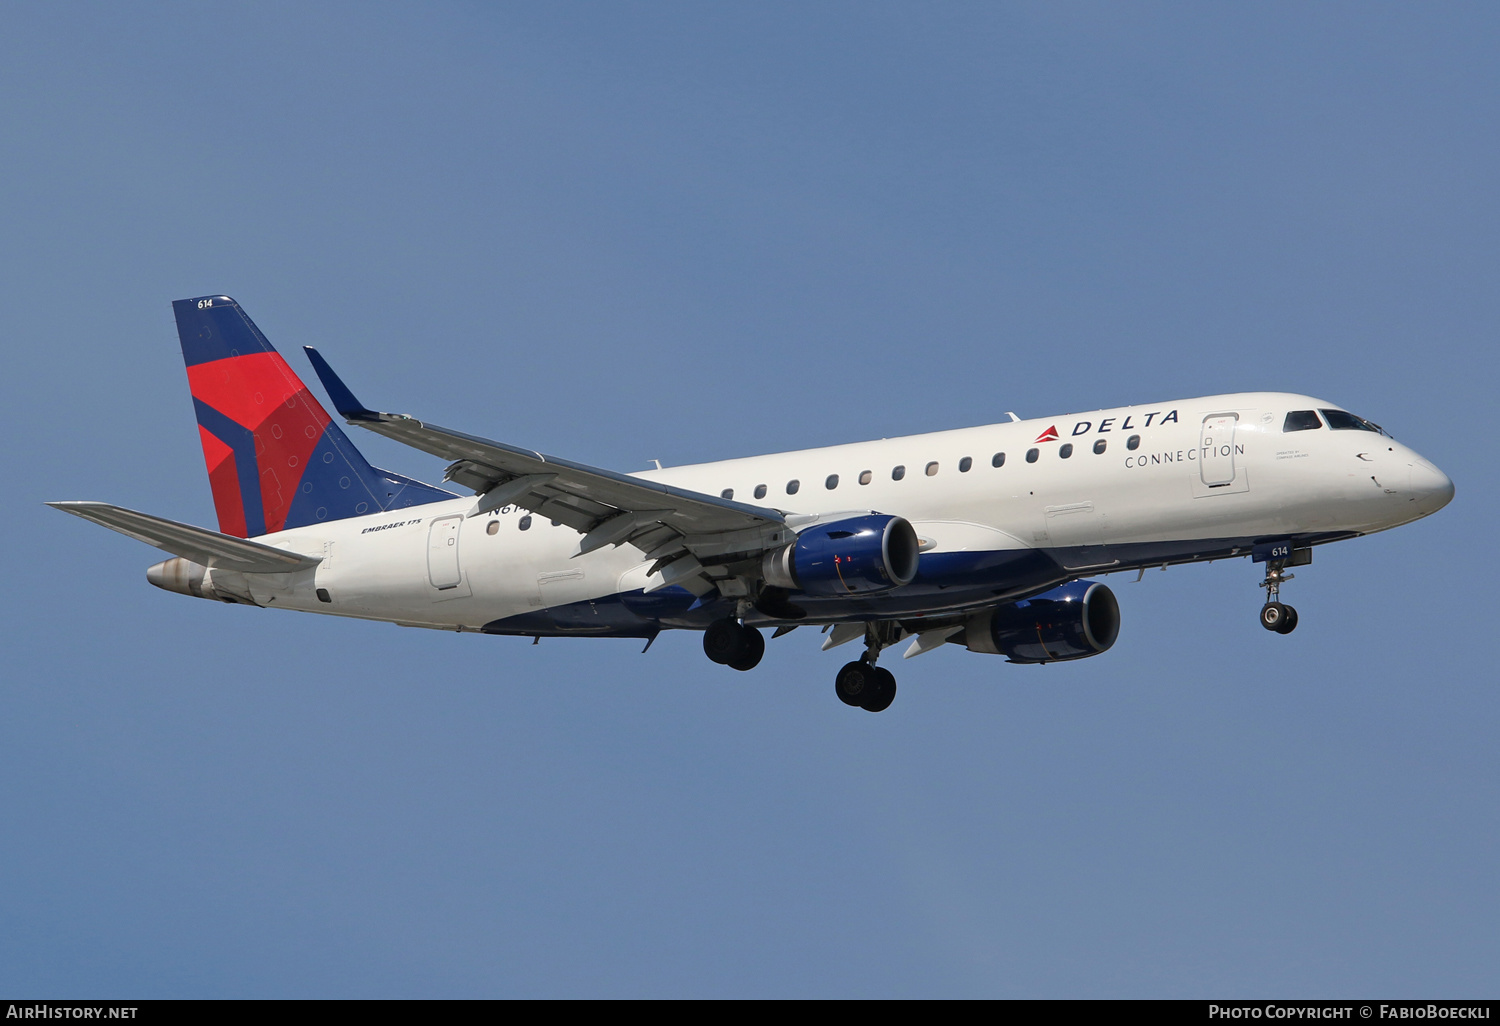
2,2 -> 1496,998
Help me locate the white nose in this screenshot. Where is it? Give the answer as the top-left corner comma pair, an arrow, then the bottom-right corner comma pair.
1409,458 -> 1455,515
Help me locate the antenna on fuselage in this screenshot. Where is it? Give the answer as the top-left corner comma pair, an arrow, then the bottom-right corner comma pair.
1005,412 -> 1020,422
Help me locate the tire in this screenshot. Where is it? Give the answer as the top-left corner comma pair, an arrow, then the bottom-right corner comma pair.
835,661 -> 876,707
1275,605 -> 1299,635
1260,602 -> 1288,632
703,618 -> 747,664
727,626 -> 765,671
861,668 -> 897,713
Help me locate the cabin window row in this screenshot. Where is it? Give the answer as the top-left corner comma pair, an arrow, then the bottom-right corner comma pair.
718,435 -> 1141,500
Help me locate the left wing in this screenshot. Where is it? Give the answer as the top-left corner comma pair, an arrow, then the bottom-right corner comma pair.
304,348 -> 793,594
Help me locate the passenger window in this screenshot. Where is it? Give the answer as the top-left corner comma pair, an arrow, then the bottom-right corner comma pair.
1026,448 -> 1039,463
992,452 -> 1006,468
519,515 -> 532,531
825,474 -> 839,490
1126,434 -> 1140,450
892,465 -> 906,481
786,479 -> 800,495
721,488 -> 733,500
754,484 -> 767,500
1283,410 -> 1323,432
1059,444 -> 1073,459
1093,439 -> 1106,455
486,520 -> 500,536
858,470 -> 872,485
959,456 -> 972,473
925,461 -> 939,476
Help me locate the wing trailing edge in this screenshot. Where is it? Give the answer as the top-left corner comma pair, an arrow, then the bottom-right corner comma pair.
302,346 -> 792,587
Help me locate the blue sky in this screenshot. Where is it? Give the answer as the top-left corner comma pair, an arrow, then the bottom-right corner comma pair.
2,3 -> 1496,997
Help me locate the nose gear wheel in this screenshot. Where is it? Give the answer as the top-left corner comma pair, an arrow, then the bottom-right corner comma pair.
1258,560 -> 1299,634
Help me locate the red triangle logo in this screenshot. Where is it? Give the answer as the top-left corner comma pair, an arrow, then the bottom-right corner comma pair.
1034,425 -> 1059,443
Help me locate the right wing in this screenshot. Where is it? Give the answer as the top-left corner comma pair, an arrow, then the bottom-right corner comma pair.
48,501 -> 322,574
303,348 -> 795,594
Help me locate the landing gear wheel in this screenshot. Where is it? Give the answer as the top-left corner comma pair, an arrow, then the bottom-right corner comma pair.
727,626 -> 765,671
704,618 -> 746,665
1274,605 -> 1298,635
860,667 -> 897,713
835,661 -> 878,707
1260,602 -> 1290,632
1257,558 -> 1300,635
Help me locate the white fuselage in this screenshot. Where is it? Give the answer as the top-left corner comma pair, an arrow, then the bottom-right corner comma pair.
215,392 -> 1452,634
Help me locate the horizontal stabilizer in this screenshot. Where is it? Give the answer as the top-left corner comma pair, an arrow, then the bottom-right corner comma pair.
48,501 -> 322,574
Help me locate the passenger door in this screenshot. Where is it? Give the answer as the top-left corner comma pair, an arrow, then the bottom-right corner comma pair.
1200,414 -> 1238,487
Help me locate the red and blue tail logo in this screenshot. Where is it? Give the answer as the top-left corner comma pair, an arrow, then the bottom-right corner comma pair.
172,296 -> 452,537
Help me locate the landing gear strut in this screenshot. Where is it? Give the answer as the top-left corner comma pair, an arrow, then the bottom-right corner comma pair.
1258,560 -> 1299,635
703,618 -> 765,670
834,622 -> 899,712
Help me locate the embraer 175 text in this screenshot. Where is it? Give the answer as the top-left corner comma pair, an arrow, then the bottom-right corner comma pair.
52,297 -> 1455,713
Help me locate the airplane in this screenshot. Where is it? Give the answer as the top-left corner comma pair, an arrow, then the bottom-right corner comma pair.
51,296 -> 1455,713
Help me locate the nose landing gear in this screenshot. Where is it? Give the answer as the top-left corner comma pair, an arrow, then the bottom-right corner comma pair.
834,622 -> 899,712
1258,560 -> 1299,635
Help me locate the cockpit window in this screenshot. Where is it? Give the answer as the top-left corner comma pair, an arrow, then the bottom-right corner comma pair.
1283,410 -> 1323,432
1320,409 -> 1388,435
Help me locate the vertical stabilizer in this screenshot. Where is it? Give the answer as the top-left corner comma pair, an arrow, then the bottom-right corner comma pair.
172,296 -> 453,537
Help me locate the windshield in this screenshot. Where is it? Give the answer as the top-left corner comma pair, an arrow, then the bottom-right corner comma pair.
1320,409 -> 1389,436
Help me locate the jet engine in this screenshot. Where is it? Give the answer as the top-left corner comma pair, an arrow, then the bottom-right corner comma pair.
761,514 -> 920,596
963,580 -> 1120,663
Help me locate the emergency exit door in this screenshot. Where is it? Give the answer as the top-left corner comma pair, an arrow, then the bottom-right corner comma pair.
427,516 -> 463,589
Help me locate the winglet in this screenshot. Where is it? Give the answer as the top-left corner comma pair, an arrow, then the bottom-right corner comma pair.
303,346 -> 378,421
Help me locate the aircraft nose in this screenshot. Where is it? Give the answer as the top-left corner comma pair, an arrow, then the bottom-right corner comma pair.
1409,458 -> 1455,515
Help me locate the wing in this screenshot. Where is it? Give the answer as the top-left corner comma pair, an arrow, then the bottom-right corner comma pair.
304,348 -> 793,593
49,501 -> 322,573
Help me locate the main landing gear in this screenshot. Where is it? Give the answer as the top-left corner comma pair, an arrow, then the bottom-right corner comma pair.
703,616 -> 900,712
703,617 -> 765,671
834,622 -> 899,713
1258,559 -> 1299,635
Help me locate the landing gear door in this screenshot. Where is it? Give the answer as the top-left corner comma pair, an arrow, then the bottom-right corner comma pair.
1193,413 -> 1250,496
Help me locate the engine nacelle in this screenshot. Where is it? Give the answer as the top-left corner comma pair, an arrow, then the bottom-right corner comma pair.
964,580 -> 1120,663
761,514 -> 920,596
